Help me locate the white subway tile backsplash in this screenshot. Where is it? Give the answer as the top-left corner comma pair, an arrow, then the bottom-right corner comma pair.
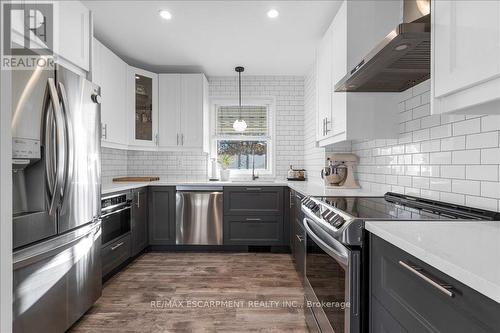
452,118 -> 480,136
466,165 -> 498,181
440,165 -> 465,179
481,115 -> 500,132
430,124 -> 452,139
452,150 -> 481,165
441,136 -> 465,151
347,79 -> 500,211
481,148 -> 500,164
465,196 -> 498,211
481,181 -> 500,199
466,131 -> 499,149
429,178 -> 452,192
429,151 -> 452,164
452,179 -> 480,196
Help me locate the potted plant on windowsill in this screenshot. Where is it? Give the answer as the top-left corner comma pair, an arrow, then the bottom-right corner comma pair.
218,154 -> 232,181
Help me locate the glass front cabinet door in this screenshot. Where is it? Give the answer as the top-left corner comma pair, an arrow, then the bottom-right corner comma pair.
129,67 -> 158,147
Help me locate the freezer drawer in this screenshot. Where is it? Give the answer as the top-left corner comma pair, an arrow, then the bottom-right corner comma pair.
176,187 -> 223,245
13,221 -> 101,333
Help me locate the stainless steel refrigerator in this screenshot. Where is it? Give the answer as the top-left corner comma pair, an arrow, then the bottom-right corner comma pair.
12,64 -> 102,332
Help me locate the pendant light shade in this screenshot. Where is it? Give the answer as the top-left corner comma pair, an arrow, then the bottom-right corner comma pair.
233,66 -> 247,132
233,119 -> 247,132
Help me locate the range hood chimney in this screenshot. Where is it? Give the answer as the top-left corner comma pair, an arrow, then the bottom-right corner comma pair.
335,0 -> 431,93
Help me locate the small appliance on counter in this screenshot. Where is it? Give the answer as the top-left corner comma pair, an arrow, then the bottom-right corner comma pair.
287,165 -> 307,181
321,153 -> 360,188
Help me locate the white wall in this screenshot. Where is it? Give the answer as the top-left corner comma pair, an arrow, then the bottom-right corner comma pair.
102,75 -> 306,182
209,75 -> 305,180
350,80 -> 500,212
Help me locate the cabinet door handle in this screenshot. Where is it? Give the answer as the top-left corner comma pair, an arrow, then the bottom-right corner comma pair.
322,118 -> 325,136
111,242 -> 124,251
398,261 -> 454,297
245,187 -> 262,191
176,133 -> 179,145
245,218 -> 262,221
181,133 -> 184,146
325,118 -> 330,134
136,191 -> 140,208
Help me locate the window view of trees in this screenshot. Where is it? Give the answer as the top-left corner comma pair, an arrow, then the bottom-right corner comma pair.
217,140 -> 267,170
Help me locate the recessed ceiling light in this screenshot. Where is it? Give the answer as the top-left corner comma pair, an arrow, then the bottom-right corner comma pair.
267,9 -> 279,18
159,10 -> 172,20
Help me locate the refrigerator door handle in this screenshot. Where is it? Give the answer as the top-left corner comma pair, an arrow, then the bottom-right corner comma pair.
43,78 -> 66,216
57,82 -> 73,215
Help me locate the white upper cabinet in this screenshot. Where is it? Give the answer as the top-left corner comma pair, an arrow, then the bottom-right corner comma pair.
158,74 -> 209,151
8,0 -> 90,72
55,1 -> 90,71
158,74 -> 181,147
128,67 -> 158,149
432,0 -> 500,114
92,39 -> 128,148
316,20 -> 334,141
316,0 -> 398,147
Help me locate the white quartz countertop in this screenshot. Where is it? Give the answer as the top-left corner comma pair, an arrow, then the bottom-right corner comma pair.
366,221 -> 500,304
101,179 -> 382,197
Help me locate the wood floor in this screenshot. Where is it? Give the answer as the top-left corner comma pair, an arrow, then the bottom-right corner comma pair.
71,252 -> 309,333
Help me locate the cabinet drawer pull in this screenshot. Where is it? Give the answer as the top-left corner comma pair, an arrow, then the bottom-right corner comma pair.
245,218 -> 262,221
245,187 -> 262,191
296,234 -> 304,242
111,242 -> 124,251
398,261 -> 454,297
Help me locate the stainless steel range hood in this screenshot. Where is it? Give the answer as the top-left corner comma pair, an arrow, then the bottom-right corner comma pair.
335,0 -> 431,92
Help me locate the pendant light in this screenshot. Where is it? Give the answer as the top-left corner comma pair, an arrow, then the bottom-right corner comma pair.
233,66 -> 247,132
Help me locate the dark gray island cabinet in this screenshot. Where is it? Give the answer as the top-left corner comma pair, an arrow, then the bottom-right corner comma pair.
223,186 -> 285,245
148,186 -> 176,245
370,234 -> 500,333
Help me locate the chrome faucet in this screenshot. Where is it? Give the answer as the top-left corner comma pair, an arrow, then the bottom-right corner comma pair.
251,142 -> 264,180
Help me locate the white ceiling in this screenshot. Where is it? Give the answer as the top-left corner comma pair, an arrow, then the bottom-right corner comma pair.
84,1 -> 342,76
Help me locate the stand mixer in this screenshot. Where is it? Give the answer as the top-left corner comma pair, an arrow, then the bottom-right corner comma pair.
321,153 -> 360,188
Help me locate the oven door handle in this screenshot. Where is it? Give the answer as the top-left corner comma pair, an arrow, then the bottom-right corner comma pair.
303,217 -> 349,267
101,206 -> 131,219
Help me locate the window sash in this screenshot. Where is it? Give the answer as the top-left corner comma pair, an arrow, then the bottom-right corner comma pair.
216,105 -> 268,136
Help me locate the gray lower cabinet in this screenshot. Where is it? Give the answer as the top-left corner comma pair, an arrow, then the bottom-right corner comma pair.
131,187 -> 148,256
223,186 -> 285,245
148,186 -> 176,245
101,233 -> 131,277
224,186 -> 283,216
370,234 -> 500,333
223,215 -> 283,245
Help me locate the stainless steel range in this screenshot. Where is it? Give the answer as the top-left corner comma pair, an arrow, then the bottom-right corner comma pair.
301,193 -> 500,333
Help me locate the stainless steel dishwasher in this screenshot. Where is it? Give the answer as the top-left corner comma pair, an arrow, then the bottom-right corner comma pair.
175,186 -> 223,245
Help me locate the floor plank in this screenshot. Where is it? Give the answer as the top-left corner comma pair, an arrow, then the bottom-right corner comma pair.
71,252 -> 309,333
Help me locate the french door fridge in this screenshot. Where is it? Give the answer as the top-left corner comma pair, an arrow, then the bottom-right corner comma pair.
12,63 -> 102,332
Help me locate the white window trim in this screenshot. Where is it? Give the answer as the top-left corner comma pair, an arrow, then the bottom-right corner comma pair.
210,97 -> 276,178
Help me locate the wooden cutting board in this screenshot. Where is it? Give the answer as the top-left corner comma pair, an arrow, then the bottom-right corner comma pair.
113,176 -> 160,182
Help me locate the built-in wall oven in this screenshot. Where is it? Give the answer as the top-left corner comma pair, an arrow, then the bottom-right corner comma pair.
101,193 -> 132,245
303,213 -> 360,333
